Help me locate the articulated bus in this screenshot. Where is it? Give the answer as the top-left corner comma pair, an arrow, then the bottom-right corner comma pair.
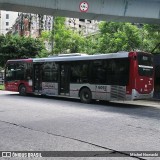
4,51 -> 154,103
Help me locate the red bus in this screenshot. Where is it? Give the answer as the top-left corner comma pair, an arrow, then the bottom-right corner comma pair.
4,51 -> 154,103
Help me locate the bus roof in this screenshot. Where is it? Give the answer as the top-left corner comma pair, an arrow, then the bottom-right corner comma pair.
7,59 -> 33,63
33,52 -> 129,63
6,51 -> 151,64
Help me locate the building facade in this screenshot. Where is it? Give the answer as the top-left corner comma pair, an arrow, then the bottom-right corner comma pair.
0,10 -> 99,37
9,13 -> 53,38
0,11 -> 99,52
66,18 -> 99,36
0,10 -> 18,35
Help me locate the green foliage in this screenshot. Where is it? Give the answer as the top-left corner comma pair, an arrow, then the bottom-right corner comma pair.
0,35 -> 45,67
98,22 -> 142,53
0,85 -> 4,90
1,17 -> 159,67
97,22 -> 160,54
38,20 -> 160,57
141,24 -> 160,53
81,34 -> 101,54
40,17 -> 160,56
39,17 -> 87,56
41,30 -> 51,41
52,17 -> 86,54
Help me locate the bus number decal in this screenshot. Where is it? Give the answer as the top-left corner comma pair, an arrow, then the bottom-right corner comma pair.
96,85 -> 107,92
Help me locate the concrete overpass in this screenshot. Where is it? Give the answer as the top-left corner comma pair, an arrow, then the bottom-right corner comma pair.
0,0 -> 160,24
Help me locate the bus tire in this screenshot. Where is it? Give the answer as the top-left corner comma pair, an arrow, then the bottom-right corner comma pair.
80,88 -> 92,103
19,84 -> 27,96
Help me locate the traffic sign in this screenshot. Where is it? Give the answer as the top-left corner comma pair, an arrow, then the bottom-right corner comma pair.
79,1 -> 89,12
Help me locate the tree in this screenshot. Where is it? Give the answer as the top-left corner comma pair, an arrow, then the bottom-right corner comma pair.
81,34 -> 100,54
98,22 -> 142,53
39,17 -> 160,56
42,17 -> 87,55
0,35 -> 45,67
141,24 -> 160,53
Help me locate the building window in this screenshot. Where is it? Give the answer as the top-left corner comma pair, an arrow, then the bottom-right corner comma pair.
6,22 -> 9,26
6,28 -> 9,31
79,19 -> 85,22
6,14 -> 9,19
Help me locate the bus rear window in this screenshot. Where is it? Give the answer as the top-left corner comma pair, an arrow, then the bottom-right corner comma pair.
138,53 -> 153,66
137,53 -> 153,77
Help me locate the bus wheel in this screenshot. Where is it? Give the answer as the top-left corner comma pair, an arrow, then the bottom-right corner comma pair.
19,85 -> 26,96
80,88 -> 92,103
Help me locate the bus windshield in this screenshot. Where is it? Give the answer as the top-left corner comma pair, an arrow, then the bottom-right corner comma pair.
137,52 -> 153,77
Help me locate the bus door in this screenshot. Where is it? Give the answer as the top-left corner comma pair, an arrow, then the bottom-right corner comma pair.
33,64 -> 43,93
59,64 -> 70,95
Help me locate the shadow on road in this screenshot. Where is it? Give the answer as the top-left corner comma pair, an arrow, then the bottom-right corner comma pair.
2,92 -> 160,120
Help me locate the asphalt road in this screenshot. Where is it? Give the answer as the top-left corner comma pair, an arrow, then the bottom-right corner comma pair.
0,90 -> 160,160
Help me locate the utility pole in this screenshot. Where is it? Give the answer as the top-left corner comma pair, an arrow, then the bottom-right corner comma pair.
51,16 -> 54,54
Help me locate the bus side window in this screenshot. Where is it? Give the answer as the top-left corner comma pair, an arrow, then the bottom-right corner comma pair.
42,63 -> 52,82
120,58 -> 130,85
5,64 -> 16,81
70,63 -> 80,83
106,60 -> 115,84
70,61 -> 89,83
25,63 -> 32,80
16,63 -> 25,80
106,58 -> 130,86
79,63 -> 89,83
52,62 -> 58,82
42,62 -> 58,82
90,60 -> 107,84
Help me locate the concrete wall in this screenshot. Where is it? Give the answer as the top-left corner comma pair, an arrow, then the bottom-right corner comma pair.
0,0 -> 159,24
